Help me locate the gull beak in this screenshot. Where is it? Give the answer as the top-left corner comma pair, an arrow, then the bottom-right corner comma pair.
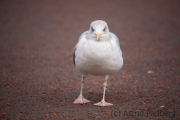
96,33 -> 101,40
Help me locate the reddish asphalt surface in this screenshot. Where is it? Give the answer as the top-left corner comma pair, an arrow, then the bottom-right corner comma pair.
0,0 -> 180,120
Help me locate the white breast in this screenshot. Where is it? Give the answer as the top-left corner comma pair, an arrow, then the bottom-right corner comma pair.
75,39 -> 123,76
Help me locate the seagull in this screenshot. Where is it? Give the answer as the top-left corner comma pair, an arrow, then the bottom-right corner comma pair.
73,20 -> 123,106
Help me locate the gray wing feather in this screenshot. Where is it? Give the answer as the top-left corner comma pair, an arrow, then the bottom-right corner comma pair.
73,46 -> 76,66
110,32 -> 122,56
78,31 -> 88,41
73,31 -> 88,66
110,32 -> 120,46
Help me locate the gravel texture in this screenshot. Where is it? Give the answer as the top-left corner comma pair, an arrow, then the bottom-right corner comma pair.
0,0 -> 180,119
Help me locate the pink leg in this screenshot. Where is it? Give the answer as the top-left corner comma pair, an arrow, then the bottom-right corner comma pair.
74,75 -> 90,104
94,75 -> 113,107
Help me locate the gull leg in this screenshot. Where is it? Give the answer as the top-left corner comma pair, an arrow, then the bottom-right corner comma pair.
94,75 -> 113,106
73,75 -> 90,104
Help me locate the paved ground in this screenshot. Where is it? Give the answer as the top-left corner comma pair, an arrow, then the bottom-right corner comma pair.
0,0 -> 180,119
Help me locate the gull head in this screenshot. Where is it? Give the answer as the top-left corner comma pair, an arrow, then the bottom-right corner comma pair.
87,20 -> 110,41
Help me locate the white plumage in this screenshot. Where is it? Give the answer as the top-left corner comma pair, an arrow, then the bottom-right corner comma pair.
73,20 -> 123,106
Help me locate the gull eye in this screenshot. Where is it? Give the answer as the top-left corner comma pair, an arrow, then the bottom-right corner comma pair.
103,27 -> 106,32
91,27 -> 94,32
